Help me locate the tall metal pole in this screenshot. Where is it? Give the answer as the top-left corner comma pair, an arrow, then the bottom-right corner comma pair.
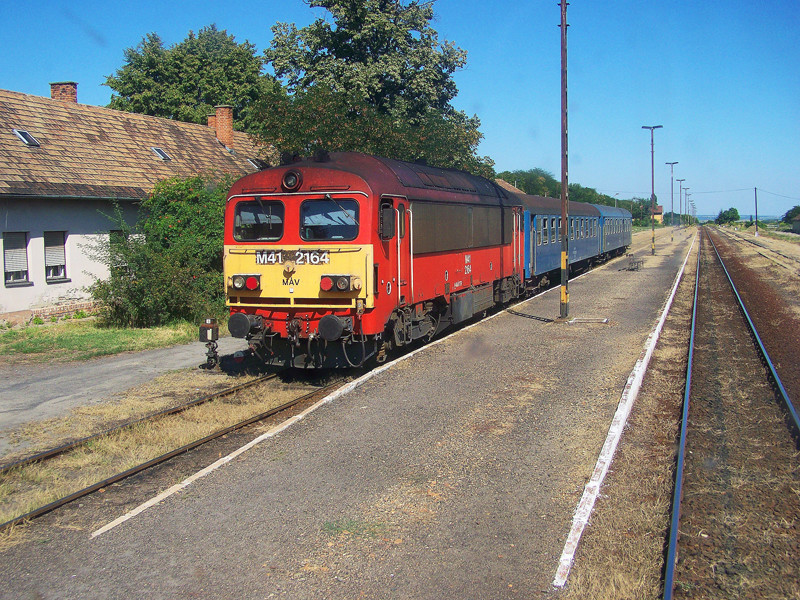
642,125 -> 662,255
666,162 -> 678,242
754,187 -> 759,237
559,1 -> 570,319
676,179 -> 685,230
684,189 -> 690,226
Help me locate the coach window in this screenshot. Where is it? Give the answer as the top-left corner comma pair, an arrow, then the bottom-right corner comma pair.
398,204 -> 406,238
542,218 -> 548,245
537,219 -> 542,245
558,217 -> 562,242
234,199 -> 285,241
550,217 -> 556,244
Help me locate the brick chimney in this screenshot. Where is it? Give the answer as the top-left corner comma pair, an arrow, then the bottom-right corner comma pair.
207,113 -> 217,130
50,82 -> 78,103
214,105 -> 234,148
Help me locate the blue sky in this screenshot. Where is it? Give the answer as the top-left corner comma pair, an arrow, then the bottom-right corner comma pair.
4,1 -> 799,217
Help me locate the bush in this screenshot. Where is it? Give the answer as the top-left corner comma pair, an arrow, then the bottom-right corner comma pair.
90,175 -> 231,327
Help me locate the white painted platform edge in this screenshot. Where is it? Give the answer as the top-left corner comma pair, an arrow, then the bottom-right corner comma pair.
552,234 -> 698,588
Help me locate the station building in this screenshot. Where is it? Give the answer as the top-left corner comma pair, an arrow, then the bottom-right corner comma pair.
0,82 -> 271,321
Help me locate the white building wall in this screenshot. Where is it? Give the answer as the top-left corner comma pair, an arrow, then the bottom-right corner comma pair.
1,198 -> 139,314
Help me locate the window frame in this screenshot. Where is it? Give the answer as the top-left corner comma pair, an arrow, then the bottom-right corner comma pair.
3,231 -> 31,287
44,230 -> 69,283
300,197 -> 360,242
233,199 -> 286,242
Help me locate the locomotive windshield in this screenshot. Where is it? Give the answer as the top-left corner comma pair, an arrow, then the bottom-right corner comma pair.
300,198 -> 359,241
233,200 -> 285,241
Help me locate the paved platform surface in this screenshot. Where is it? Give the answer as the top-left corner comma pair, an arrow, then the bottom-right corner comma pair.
0,230 -> 695,599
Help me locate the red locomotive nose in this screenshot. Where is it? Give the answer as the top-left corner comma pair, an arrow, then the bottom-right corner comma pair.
320,276 -> 334,291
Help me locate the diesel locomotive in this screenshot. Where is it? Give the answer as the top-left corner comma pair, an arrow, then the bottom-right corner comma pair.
211,152 -> 631,368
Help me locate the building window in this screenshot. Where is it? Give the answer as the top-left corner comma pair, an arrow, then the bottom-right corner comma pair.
13,129 -> 41,147
44,231 -> 68,282
3,231 -> 30,286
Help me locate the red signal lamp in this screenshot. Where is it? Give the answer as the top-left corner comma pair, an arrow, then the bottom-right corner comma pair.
245,276 -> 260,291
320,276 -> 334,292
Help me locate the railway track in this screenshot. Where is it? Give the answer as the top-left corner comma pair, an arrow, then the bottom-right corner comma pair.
714,226 -> 800,273
663,228 -> 800,599
0,371 -> 349,531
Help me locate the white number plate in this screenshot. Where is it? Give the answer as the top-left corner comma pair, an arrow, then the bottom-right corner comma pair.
255,250 -> 330,265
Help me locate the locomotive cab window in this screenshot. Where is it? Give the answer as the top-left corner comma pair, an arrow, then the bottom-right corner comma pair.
234,200 -> 285,241
301,198 -> 359,241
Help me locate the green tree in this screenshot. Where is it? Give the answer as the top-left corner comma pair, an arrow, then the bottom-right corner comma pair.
250,85 -> 492,177
261,0 -> 492,175
715,207 -> 740,225
266,0 -> 466,121
106,25 -> 274,131
495,169 -> 559,197
782,205 -> 800,224
90,175 -> 232,327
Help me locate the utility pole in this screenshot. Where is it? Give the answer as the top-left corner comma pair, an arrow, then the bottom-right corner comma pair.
676,179 -> 685,230
754,187 -> 759,237
559,0 -> 570,319
666,162 -> 678,242
642,125 -> 662,255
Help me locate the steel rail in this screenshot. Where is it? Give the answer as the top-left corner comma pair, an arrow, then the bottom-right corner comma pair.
0,378 -> 345,532
662,229 -> 701,600
663,228 -> 800,599
707,231 -> 800,441
0,373 -> 279,475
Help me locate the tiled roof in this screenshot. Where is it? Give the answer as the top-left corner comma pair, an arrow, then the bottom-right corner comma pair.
0,89 -> 272,200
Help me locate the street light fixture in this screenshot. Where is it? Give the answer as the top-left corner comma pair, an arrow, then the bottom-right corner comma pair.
676,179 -> 685,229
643,125 -> 663,255
666,162 -> 678,242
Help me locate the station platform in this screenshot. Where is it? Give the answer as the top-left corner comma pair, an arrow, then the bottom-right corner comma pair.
0,229 -> 695,599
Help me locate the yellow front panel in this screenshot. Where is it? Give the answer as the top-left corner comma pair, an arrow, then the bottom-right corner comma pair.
225,245 -> 374,309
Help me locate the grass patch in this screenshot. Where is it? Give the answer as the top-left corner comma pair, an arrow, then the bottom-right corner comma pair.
0,320 -> 197,363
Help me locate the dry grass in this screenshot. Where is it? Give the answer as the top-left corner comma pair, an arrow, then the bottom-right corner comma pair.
561,242 -> 698,599
0,373 -> 302,528
1,370 -> 254,463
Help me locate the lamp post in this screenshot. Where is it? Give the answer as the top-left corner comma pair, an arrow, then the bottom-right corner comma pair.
666,162 -> 678,242
676,179 -> 685,230
642,125 -> 662,255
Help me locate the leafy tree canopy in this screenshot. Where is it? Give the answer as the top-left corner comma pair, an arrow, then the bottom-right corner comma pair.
715,207 -> 740,225
105,25 -> 275,131
266,0 -> 467,122
90,175 -> 232,327
259,0 -> 492,175
782,205 -> 800,224
250,85 -> 493,177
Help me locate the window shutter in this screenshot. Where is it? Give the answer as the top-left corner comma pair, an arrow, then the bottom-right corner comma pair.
44,231 -> 66,267
3,232 -> 28,271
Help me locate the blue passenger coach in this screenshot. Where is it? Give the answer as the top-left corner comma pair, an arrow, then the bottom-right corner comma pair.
515,194 -> 631,284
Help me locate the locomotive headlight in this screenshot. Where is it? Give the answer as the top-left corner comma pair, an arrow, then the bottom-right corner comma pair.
336,276 -> 349,291
351,277 -> 363,291
232,275 -> 246,290
282,170 -> 302,192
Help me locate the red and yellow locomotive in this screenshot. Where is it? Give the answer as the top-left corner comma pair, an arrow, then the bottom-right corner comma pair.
222,152 -> 525,367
